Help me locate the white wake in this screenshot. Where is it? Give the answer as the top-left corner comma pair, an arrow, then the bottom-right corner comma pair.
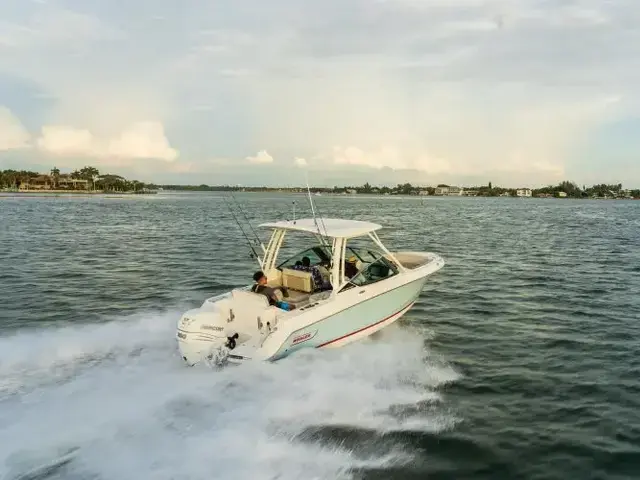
0,311 -> 459,480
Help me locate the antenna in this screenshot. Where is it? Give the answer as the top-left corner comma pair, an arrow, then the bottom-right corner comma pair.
305,171 -> 330,241
304,171 -> 332,270
305,171 -> 317,218
305,172 -> 322,238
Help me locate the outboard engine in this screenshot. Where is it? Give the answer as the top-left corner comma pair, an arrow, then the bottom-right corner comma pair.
204,333 -> 240,368
225,332 -> 240,350
176,307 -> 231,366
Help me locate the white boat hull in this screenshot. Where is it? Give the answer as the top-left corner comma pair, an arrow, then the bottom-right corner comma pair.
176,252 -> 444,366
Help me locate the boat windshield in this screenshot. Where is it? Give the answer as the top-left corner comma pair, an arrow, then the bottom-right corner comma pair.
339,237 -> 400,291
341,256 -> 399,291
276,245 -> 332,270
345,246 -> 382,267
273,233 -> 401,291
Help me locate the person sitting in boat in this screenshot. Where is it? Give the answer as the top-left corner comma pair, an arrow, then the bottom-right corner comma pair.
294,256 -> 330,291
344,255 -> 359,279
251,271 -> 294,310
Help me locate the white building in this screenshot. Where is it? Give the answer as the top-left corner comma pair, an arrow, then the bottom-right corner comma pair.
516,188 -> 532,197
435,186 -> 463,196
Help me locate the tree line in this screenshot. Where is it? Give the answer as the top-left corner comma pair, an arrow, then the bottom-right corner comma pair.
160,181 -> 640,198
0,166 -> 156,193
2,167 -> 638,198
530,181 -> 638,198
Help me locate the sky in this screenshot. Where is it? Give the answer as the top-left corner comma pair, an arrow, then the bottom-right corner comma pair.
0,0 -> 638,188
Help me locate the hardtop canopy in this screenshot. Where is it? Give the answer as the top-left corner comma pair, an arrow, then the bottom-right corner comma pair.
259,218 -> 382,239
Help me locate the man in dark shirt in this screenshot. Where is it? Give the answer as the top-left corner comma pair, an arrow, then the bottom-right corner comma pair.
251,271 -> 294,310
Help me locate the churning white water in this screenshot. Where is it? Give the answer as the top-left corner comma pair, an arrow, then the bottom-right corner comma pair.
0,311 -> 459,480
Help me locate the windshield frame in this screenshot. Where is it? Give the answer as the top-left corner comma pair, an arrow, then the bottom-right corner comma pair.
339,255 -> 400,292
275,244 -> 332,270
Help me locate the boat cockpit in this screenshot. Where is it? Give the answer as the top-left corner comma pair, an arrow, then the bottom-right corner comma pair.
260,239 -> 403,310
221,217 -> 431,313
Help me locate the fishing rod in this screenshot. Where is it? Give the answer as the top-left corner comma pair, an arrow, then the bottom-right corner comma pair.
229,192 -> 265,254
308,190 -> 335,271
223,195 -> 263,266
311,189 -> 330,242
305,172 -> 333,265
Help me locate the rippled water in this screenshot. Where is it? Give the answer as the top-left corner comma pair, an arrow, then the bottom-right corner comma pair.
1,193 -> 639,480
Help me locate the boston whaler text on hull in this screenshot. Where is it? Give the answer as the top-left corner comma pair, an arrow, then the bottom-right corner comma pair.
176,197 -> 444,366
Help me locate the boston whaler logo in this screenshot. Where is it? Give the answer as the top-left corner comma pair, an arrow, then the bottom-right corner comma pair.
292,330 -> 317,346
181,316 -> 195,327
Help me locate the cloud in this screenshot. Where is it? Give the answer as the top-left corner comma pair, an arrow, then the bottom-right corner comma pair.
332,146 -> 403,170
246,150 -> 274,164
294,157 -> 307,167
108,122 -> 178,161
37,122 -> 178,161
327,144 -> 558,180
0,106 -> 31,151
37,126 -> 94,156
0,8 -> 124,50
0,0 -> 639,186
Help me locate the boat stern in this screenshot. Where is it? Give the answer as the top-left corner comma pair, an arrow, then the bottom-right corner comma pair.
176,308 -> 228,366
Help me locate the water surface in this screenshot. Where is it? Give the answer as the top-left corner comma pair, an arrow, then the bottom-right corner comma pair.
1,193 -> 638,479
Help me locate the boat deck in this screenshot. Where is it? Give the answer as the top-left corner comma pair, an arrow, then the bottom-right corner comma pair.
278,288 -> 331,308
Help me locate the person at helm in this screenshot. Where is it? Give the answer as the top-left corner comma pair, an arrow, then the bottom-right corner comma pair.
294,256 -> 331,291
344,255 -> 359,278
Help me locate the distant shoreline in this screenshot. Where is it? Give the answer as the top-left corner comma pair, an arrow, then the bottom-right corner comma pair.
2,189 -> 638,201
3,167 -> 638,199
0,190 -> 156,196
157,183 -> 640,200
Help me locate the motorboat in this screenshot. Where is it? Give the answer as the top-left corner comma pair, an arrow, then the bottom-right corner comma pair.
176,217 -> 444,366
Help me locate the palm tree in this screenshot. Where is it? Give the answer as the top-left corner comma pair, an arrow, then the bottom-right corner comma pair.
79,166 -> 99,190
51,167 -> 60,189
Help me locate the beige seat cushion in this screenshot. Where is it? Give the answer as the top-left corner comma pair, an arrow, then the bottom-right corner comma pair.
281,268 -> 314,293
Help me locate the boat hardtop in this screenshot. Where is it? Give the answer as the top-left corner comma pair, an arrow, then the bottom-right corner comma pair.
259,218 -> 382,238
